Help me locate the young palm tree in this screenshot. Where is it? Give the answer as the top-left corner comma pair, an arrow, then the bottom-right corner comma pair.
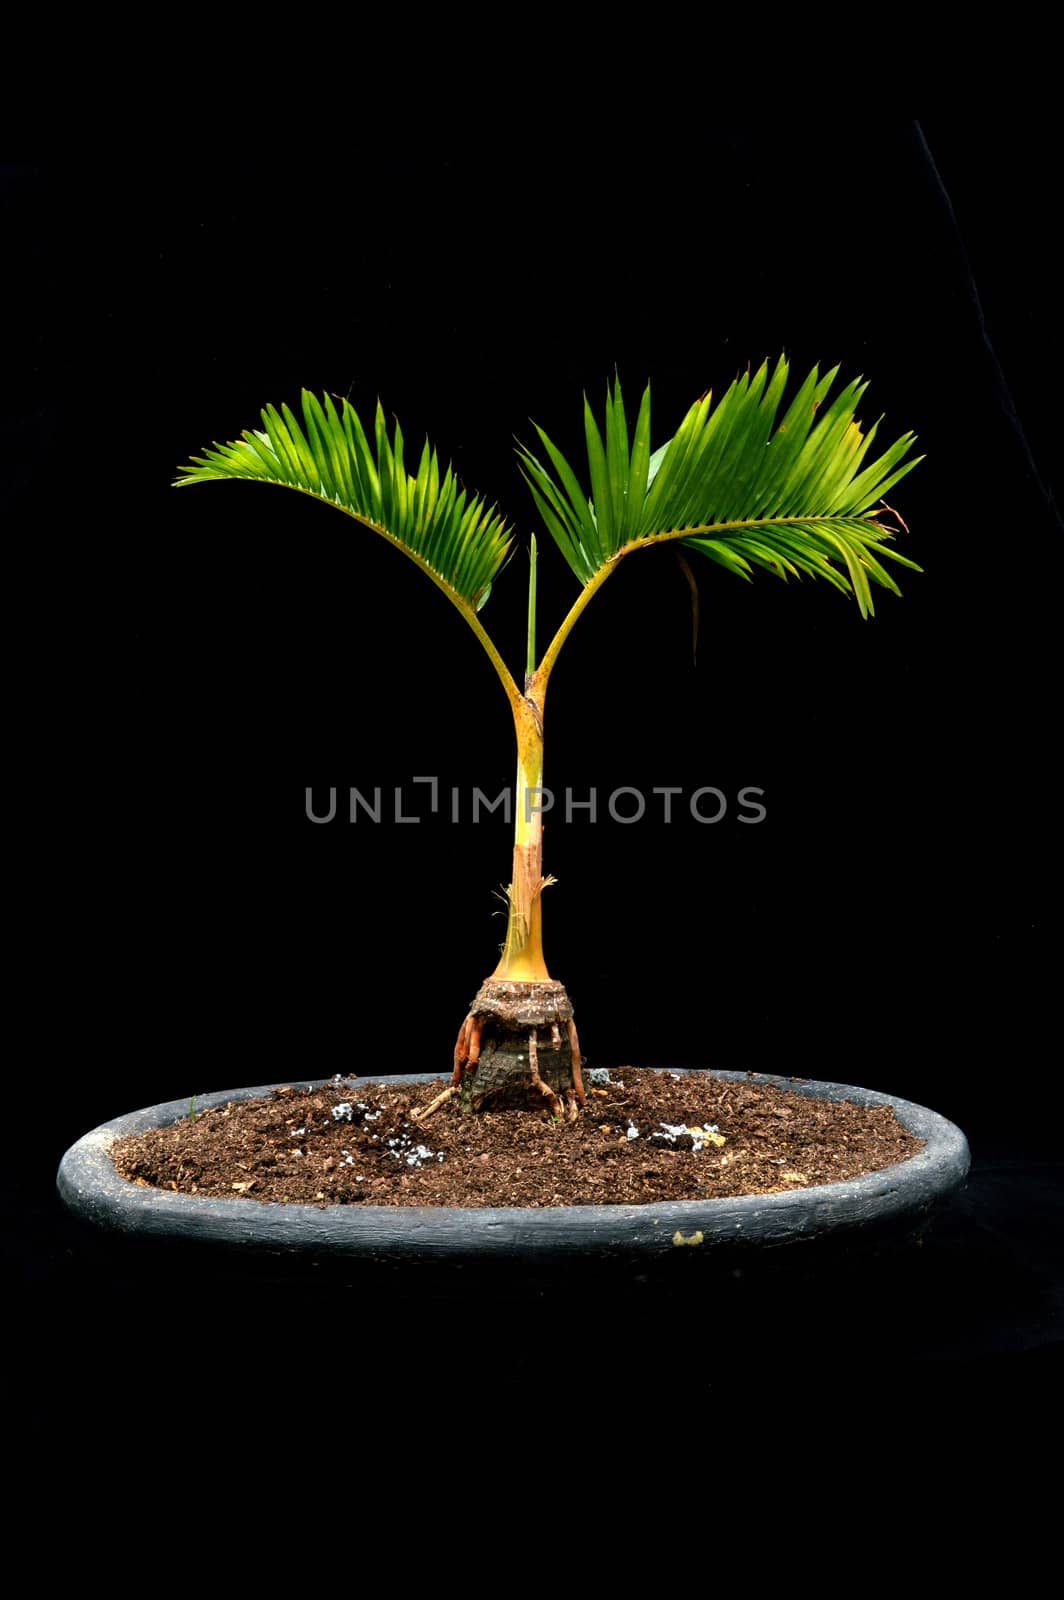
177,356 -> 921,1119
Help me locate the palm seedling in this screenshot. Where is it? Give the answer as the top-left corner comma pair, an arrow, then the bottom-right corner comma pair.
176,356 -> 921,1121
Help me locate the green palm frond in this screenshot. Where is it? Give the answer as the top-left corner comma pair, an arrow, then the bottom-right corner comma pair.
518,357 -> 923,617
176,390 -> 514,613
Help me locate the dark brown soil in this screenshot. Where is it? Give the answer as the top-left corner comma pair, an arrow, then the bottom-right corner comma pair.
109,1070 -> 924,1208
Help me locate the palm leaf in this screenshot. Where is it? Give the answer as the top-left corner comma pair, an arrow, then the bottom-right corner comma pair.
176,390 -> 514,613
519,357 -> 923,617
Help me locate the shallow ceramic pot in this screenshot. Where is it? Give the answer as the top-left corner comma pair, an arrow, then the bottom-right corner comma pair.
57,1070 -> 970,1282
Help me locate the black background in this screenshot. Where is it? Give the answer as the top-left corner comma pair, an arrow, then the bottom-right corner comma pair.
8,118 -> 1060,1399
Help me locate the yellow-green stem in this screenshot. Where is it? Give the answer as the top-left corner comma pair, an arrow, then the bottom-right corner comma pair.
492,692 -> 551,981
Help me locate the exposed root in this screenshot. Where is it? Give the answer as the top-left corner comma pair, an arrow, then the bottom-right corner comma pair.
451,1012 -> 484,1085
452,1014 -> 472,1085
567,1017 -> 586,1104
411,1084 -> 457,1125
527,1028 -> 563,1119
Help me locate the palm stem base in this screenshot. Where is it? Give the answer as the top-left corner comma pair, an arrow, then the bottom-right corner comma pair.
451,979 -> 585,1118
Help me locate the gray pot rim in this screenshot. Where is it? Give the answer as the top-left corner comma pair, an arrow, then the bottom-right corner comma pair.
56,1070 -> 970,1260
